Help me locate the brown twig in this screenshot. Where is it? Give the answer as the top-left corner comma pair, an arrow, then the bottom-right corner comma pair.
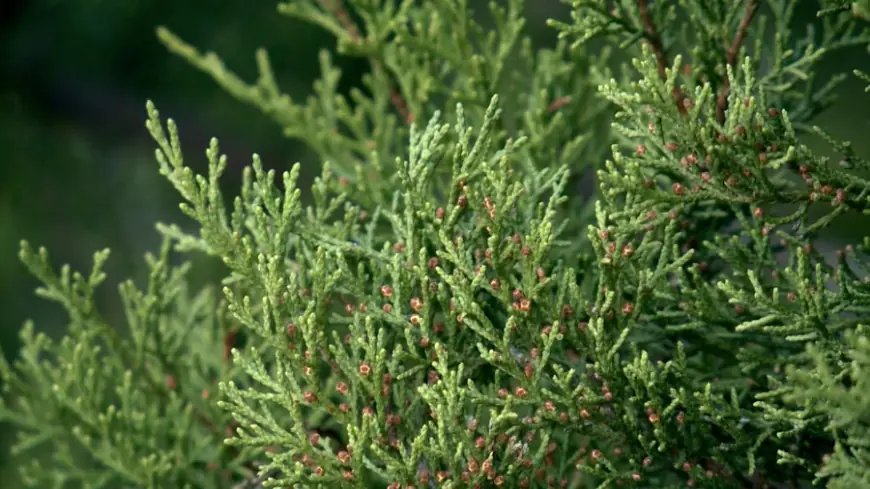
317,0 -> 360,39
637,0 -> 688,115
715,0 -> 758,123
547,95 -> 572,112
223,329 -> 238,364
316,0 -> 414,124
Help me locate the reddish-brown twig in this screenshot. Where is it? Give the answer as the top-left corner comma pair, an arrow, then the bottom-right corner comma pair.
715,0 -> 758,123
316,0 -> 360,39
547,96 -> 572,112
638,0 -> 688,115
316,0 -> 413,124
223,329 -> 237,364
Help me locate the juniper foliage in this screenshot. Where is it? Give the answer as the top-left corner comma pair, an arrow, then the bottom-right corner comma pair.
2,1 -> 870,488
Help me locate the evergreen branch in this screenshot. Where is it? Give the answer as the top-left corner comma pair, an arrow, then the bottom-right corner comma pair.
5,1 -> 870,488
637,0 -> 688,115
313,0 -> 413,124
715,0 -> 759,124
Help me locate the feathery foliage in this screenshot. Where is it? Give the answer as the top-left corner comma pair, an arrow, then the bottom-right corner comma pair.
2,1 -> 870,488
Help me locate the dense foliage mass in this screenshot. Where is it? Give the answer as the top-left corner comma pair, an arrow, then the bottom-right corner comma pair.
3,1 -> 870,488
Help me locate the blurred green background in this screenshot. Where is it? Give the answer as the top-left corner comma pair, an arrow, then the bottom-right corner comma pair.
0,1 -> 866,487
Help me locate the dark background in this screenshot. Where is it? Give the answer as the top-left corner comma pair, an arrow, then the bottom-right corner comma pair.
0,1 -> 866,486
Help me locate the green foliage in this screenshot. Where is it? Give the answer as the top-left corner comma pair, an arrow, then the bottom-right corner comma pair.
2,1 -> 870,488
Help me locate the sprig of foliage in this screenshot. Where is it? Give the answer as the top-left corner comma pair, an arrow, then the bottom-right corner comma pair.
2,1 -> 870,488
0,238 -> 246,488
784,327 -> 870,489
